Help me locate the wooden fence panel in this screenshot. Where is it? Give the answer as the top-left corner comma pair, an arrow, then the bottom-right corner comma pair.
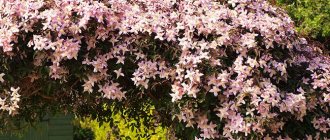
0,114 -> 73,140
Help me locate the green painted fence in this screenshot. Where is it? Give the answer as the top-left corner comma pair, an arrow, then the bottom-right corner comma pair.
0,114 -> 73,140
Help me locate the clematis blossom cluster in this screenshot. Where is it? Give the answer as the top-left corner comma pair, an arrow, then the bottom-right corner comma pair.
0,0 -> 329,139
0,73 -> 20,115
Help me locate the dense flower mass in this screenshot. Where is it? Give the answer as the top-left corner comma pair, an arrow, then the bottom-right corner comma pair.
0,0 -> 329,139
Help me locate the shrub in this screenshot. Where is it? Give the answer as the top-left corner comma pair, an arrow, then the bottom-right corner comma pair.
0,0 -> 329,139
277,0 -> 330,40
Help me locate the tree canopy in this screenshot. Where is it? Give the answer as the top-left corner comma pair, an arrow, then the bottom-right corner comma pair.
0,0 -> 329,139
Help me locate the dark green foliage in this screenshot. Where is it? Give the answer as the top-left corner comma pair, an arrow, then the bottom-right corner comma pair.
73,125 -> 94,140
